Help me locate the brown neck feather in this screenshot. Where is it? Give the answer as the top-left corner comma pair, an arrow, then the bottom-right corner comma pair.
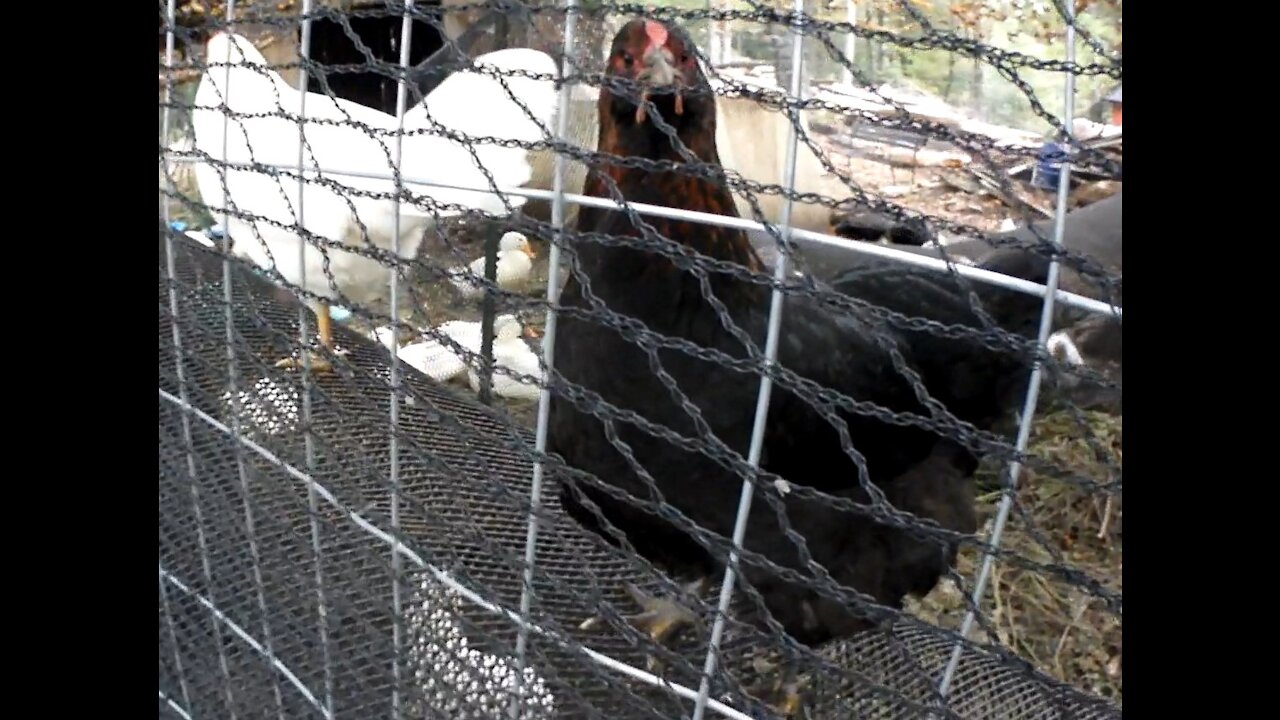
577,90 -> 764,280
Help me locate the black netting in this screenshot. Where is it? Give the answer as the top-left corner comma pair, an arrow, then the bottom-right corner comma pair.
159,2 -> 1121,719
159,228 -> 1118,719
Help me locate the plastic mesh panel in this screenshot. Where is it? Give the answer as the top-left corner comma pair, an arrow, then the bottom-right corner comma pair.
159,225 -> 1120,720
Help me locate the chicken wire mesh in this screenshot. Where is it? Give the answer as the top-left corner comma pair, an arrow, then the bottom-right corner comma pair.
159,2 -> 1122,719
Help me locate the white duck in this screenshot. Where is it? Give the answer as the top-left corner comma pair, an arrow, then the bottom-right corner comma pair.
190,32 -> 558,374
466,315 -> 543,401
370,324 -> 402,352
448,231 -> 538,300
395,314 -> 519,384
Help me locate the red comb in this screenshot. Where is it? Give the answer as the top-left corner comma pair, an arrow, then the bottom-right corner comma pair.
643,20 -> 668,49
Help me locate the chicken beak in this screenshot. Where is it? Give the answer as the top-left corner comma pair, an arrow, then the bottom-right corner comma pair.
635,45 -> 679,124
640,45 -> 677,87
521,242 -> 537,260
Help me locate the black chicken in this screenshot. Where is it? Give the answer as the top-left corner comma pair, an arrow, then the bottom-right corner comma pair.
831,209 -> 932,246
546,18 -> 1052,713
836,193 -> 1123,396
746,230 -> 988,289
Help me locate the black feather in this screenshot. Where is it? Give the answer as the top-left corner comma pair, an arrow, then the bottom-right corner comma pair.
547,17 -> 1052,646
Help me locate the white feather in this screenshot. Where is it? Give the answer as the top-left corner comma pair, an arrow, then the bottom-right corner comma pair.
1047,331 -> 1086,366
466,316 -> 543,400
370,325 -> 400,352
397,315 -> 518,383
183,229 -> 216,248
189,33 -> 558,311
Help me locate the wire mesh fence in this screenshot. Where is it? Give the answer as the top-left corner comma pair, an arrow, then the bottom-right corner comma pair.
158,1 -> 1122,718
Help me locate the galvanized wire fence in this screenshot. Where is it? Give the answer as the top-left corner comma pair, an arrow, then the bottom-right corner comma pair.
159,2 -> 1122,719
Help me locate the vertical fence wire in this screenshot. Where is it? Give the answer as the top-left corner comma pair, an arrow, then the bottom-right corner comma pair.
160,0 -> 177,226
690,4 -> 808,718
935,2 -> 1079,700
238,429 -> 288,719
292,1 -> 336,713
220,4 -> 291,713
158,21 -> 201,707
160,566 -> 194,712
204,3 -> 241,714
514,0 -> 580,703
220,21 -> 290,710
389,3 -> 418,717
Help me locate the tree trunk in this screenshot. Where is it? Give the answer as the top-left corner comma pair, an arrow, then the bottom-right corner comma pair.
968,25 -> 984,111
875,7 -> 887,79
943,49 -> 956,101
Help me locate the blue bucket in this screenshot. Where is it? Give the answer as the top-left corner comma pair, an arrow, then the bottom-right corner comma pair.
1031,142 -> 1070,191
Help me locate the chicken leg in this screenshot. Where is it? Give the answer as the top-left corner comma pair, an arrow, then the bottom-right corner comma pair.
746,655 -> 812,719
579,577 -> 707,673
275,299 -> 347,375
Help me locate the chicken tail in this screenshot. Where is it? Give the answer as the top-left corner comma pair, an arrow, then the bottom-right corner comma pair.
969,244 -> 1057,338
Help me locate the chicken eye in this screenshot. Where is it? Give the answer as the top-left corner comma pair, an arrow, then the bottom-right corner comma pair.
680,53 -> 689,64
621,52 -> 634,67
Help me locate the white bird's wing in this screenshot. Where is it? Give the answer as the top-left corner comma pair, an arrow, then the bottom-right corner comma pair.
190,35 -> 559,301
402,48 -> 559,216
397,321 -> 488,382
191,35 -> 349,281
193,35 -> 448,219
467,337 -> 543,399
